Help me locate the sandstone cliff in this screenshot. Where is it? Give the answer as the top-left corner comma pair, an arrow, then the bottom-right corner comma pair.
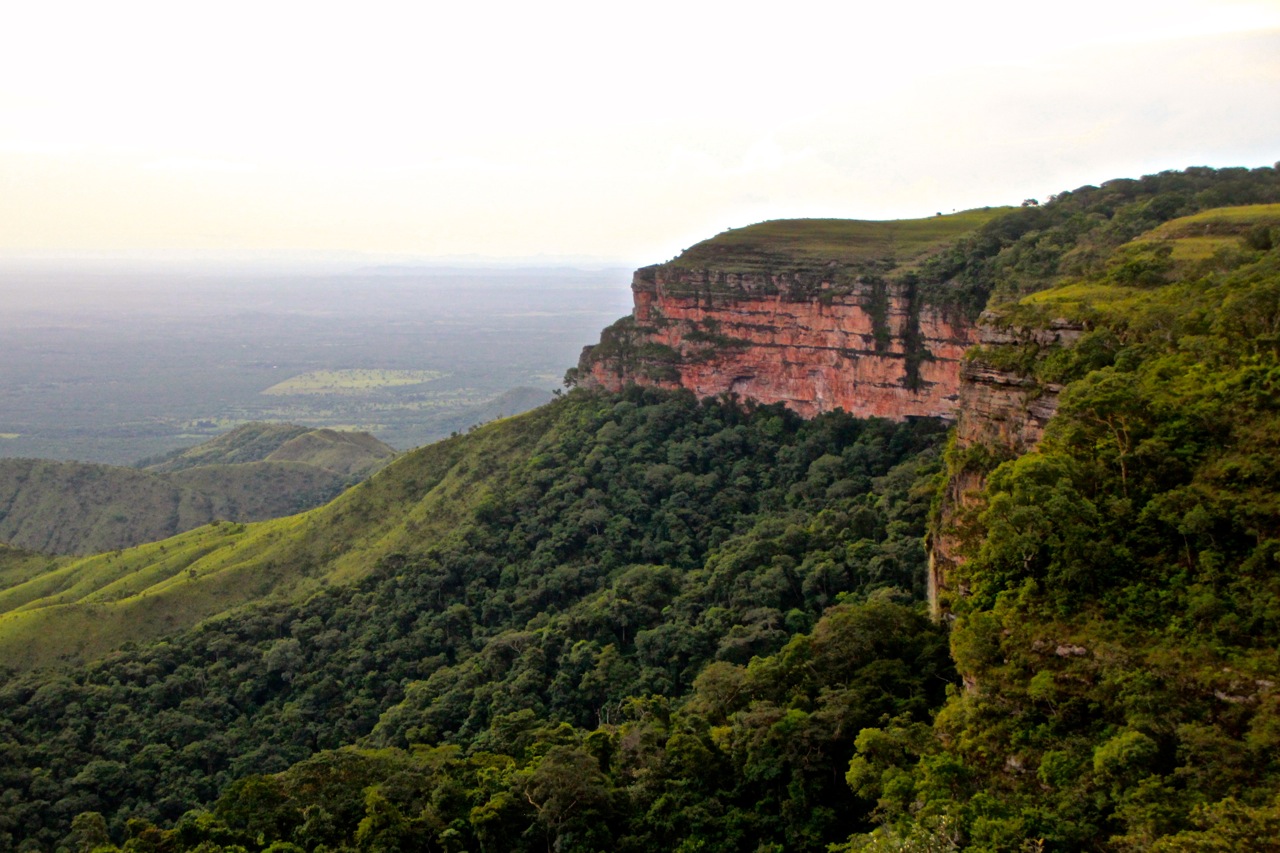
573,212 -> 1086,616
926,316 -> 1083,611
574,214 -> 1007,421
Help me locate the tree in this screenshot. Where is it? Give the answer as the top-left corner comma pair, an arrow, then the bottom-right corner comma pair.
522,746 -> 612,851
66,812 -> 111,853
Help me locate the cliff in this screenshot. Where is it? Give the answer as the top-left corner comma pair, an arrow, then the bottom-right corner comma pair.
6,168 -> 1280,852
573,213 -> 1098,614
573,212 -> 1067,613
926,316 -> 1083,611
574,212 -> 1008,421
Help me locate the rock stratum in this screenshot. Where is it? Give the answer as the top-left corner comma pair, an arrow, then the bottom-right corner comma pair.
574,212 -> 1008,421
927,316 -> 1081,610
7,167 -> 1280,852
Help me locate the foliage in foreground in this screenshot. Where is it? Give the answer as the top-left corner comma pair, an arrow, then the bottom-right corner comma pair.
9,164 -> 1280,853
64,598 -> 951,853
844,206 -> 1280,850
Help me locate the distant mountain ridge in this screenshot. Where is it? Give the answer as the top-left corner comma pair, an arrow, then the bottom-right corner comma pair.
136,422 -> 316,471
0,423 -> 394,555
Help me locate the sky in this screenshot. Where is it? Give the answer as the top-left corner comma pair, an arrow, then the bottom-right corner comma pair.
2,0 -> 1278,265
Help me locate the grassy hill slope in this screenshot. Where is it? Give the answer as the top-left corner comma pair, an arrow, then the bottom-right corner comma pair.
2,165 -> 1279,853
0,543 -> 64,595
256,429 -> 395,477
665,208 -> 1012,275
139,423 -> 314,472
0,389 -> 950,852
142,422 -> 395,476
0,408 -> 554,669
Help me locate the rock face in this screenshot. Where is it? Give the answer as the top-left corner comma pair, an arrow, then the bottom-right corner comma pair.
577,264 -> 979,422
950,317 -> 1083,450
574,214 -> 1073,616
927,316 -> 1084,612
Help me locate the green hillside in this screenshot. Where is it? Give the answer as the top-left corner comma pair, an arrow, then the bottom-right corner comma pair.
1,164 -> 1280,853
0,413 -> 544,669
138,423 -> 315,472
0,389 -> 950,850
870,201 -> 1280,851
665,208 -> 1012,275
0,543 -> 64,594
139,422 -> 395,475
0,424 -> 394,556
252,429 -> 396,477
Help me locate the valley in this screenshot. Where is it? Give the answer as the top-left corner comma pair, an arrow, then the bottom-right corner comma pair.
0,423 -> 395,556
0,265 -> 631,464
2,164 -> 1280,851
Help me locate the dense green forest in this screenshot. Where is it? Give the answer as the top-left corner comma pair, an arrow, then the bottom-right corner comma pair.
865,200 -> 1280,851
0,390 -> 952,851
2,164 -> 1280,852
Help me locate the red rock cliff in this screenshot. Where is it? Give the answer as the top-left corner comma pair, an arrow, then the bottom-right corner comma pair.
575,264 -> 979,421
573,213 -> 1068,616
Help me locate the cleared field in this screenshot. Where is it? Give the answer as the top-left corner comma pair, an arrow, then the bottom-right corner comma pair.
1161,202 -> 1280,230
1104,203 -> 1280,267
261,368 -> 446,395
0,264 -> 632,462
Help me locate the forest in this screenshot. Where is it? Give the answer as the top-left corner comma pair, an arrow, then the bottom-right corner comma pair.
2,164 -> 1280,851
2,391 -> 953,851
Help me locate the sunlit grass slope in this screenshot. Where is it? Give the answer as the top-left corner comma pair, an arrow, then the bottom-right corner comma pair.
1010,202 -> 1280,321
1099,202 -> 1280,268
0,407 -> 558,670
666,208 -> 1012,274
0,543 -> 66,597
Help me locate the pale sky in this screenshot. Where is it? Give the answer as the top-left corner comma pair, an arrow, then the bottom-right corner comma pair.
2,0 -> 1278,264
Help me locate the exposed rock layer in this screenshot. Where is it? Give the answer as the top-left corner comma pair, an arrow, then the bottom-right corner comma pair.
578,265 -> 979,421
927,317 -> 1083,611
576,247 -> 1081,616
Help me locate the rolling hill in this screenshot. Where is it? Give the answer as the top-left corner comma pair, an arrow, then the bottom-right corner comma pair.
0,423 -> 394,555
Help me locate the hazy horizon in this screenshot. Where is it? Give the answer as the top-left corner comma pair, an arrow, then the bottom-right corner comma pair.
0,264 -> 634,464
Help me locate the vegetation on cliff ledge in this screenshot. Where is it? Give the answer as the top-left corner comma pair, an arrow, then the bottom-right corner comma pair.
577,166 -> 1280,403
850,199 -> 1280,850
665,210 -> 1010,277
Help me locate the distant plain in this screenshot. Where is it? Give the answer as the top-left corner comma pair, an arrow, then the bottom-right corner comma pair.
0,262 -> 633,464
